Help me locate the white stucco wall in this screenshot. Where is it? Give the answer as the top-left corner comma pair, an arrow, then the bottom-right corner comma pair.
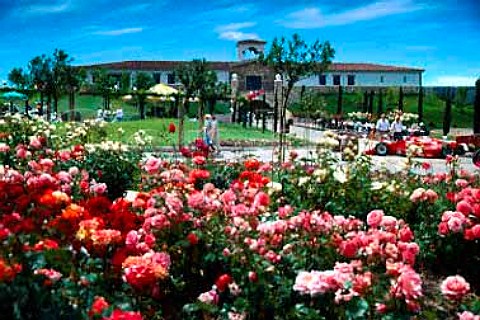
294,71 -> 422,87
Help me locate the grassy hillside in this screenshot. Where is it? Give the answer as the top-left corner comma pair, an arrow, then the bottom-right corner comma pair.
291,92 -> 474,129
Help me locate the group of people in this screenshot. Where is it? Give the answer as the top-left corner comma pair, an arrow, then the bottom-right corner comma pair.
203,114 -> 220,153
375,113 -> 428,140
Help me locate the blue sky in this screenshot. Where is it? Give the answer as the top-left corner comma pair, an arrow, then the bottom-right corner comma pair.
0,0 -> 479,86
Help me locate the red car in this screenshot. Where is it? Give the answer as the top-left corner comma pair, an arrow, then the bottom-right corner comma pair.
364,136 -> 467,158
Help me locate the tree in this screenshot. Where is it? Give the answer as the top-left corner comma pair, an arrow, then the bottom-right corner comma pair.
337,85 -> 343,115
418,86 -> 424,122
368,90 -> 375,114
133,72 -> 154,120
28,54 -> 51,116
474,79 -> 480,134
8,67 -> 28,89
260,33 -> 334,132
455,87 -> 468,113
64,66 -> 86,121
377,89 -> 384,115
176,59 -> 212,147
198,70 -> 218,125
92,68 -> 115,111
398,87 -> 404,111
51,49 -> 73,115
443,87 -> 453,137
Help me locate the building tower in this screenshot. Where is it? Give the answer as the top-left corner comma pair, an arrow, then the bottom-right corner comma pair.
236,39 -> 267,61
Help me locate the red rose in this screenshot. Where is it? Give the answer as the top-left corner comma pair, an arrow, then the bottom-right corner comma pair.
89,296 -> 109,317
248,271 -> 258,282
215,274 -> 232,292
168,123 -> 176,133
187,233 -> 199,245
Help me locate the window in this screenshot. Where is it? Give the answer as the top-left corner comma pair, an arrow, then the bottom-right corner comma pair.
153,73 -> 161,84
167,73 -> 175,85
319,74 -> 326,85
380,76 -> 384,83
347,75 -> 355,86
403,75 -> 407,83
333,75 -> 341,86
245,75 -> 262,90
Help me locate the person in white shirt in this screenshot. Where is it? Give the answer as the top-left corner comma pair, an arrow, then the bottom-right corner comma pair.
376,114 -> 390,134
390,116 -> 404,140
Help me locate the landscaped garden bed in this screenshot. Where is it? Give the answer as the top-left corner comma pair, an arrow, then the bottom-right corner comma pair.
0,114 -> 479,319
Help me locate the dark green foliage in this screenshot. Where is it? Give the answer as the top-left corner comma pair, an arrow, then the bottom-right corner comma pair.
336,85 -> 343,115
398,87 -> 404,111
377,89 -> 383,115
474,79 -> 480,133
418,86 -> 424,122
368,90 -> 374,114
443,87 -> 453,136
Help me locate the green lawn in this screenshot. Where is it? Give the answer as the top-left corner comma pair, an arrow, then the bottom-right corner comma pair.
105,118 -> 282,146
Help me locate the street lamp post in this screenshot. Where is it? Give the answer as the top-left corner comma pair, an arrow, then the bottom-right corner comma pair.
230,73 -> 238,123
274,74 -> 283,133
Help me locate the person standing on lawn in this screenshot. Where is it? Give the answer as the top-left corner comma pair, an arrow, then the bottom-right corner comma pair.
210,115 -> 220,153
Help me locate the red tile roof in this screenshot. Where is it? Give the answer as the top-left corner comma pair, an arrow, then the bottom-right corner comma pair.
81,61 -> 235,71
81,61 -> 423,73
328,63 -> 424,72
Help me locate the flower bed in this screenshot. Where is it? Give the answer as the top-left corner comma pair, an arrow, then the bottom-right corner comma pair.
0,115 -> 479,319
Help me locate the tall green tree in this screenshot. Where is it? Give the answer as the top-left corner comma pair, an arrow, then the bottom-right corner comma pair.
336,85 -> 343,115
398,87 -> 404,111
8,67 -> 28,89
64,66 -> 86,121
474,79 -> 480,134
443,87 -> 453,137
259,33 -> 335,133
51,49 -> 73,115
28,54 -> 51,116
175,59 -> 212,147
92,68 -> 116,110
133,72 -> 155,120
377,89 -> 384,115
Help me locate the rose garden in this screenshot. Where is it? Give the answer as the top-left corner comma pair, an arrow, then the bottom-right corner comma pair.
0,109 -> 479,320
1,33 -> 480,320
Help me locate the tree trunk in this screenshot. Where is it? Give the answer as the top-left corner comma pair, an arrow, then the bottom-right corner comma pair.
418,86 -> 424,123
69,89 -> 75,121
443,87 -> 452,137
47,94 -> 52,121
377,89 -> 383,115
474,79 -> 480,134
336,85 -> 343,115
398,87 -> 404,111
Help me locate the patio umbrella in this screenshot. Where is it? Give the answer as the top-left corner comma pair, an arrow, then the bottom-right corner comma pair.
1,91 -> 27,101
148,83 -> 178,96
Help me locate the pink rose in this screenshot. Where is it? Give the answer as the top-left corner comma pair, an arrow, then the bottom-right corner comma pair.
367,210 -> 384,228
457,201 -> 473,216
440,275 -> 470,300
193,156 -> 206,166
125,230 -> 139,248
458,311 -> 480,320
